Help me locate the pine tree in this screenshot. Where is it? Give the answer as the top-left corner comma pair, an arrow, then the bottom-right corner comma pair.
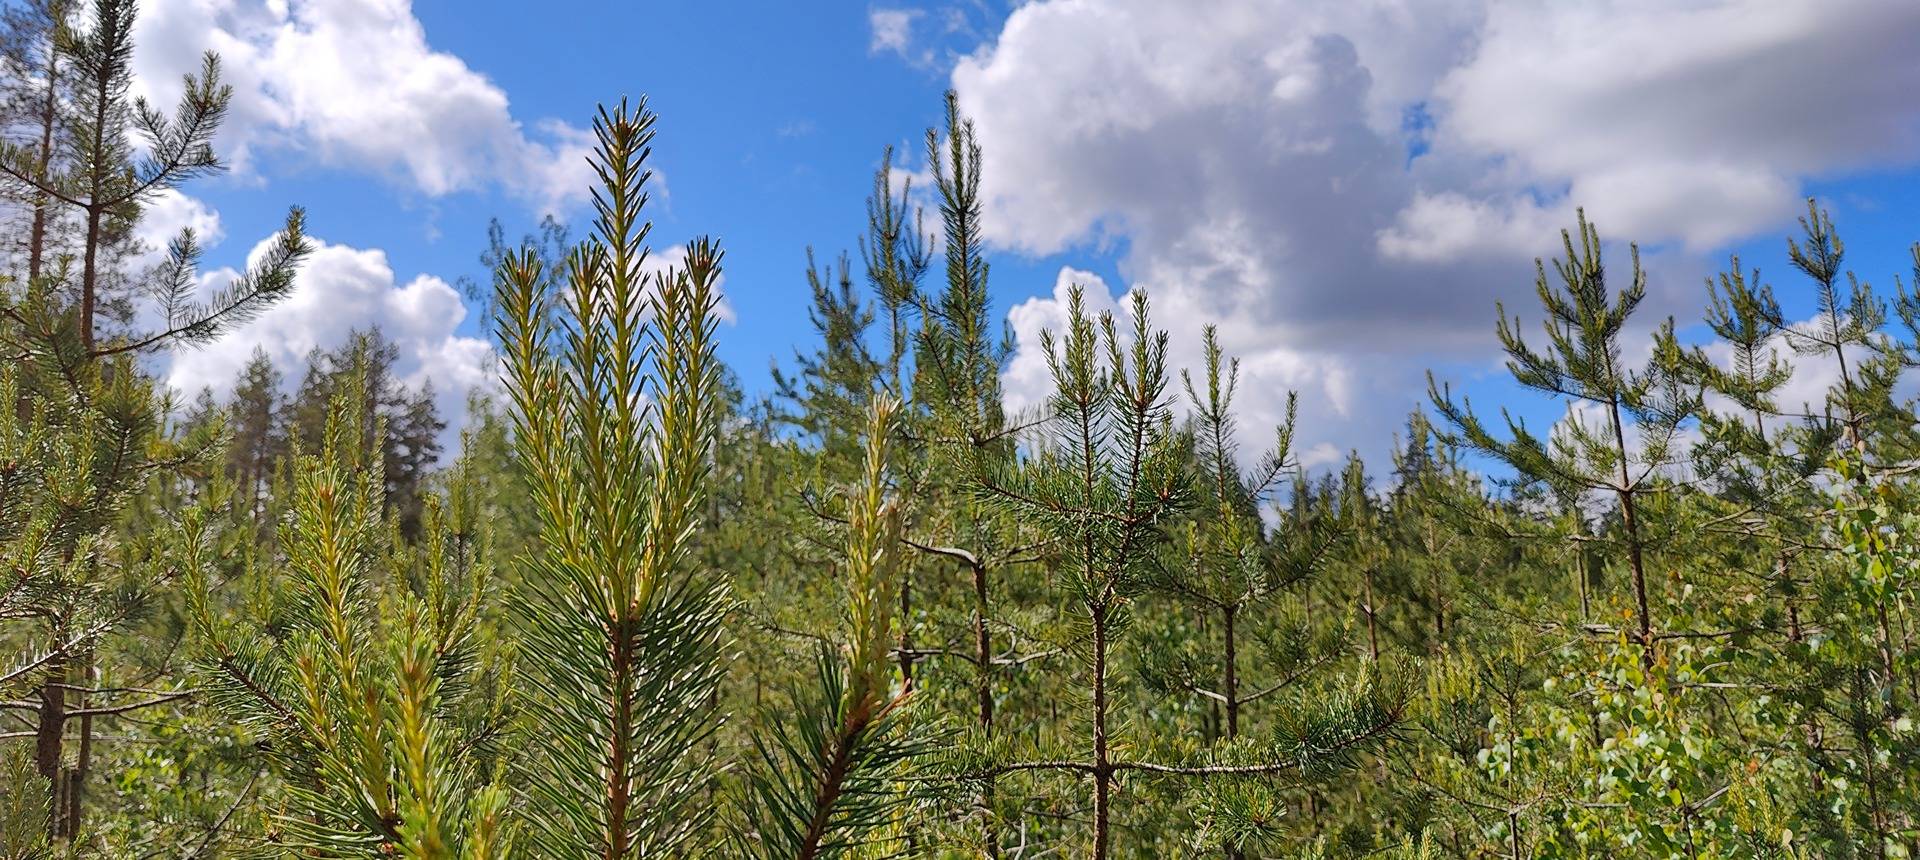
1137,328 -> 1352,856
0,0 -> 75,285
774,249 -> 881,458
0,1 -> 310,840
911,93 -> 1036,856
1154,332 -> 1337,722
966,289 -> 1403,858
0,0 -> 304,353
183,386 -> 513,857
1783,200 -> 1885,456
857,148 -> 932,694
494,98 -> 731,858
1381,411 -> 1489,655
227,348 -> 285,519
1429,210 -> 1696,670
1771,205 -> 1920,855
734,395 -> 925,859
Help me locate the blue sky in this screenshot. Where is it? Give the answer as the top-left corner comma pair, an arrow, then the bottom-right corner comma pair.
142,1 -> 1046,429
133,0 -> 1920,470
316,0 -> 998,367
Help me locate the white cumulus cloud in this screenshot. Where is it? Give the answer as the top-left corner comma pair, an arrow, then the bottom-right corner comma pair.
131,0 -> 597,214
165,228 -> 497,454
951,0 -> 1920,466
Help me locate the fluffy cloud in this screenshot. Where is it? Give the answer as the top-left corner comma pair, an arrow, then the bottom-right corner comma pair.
1430,1 -> 1920,252
950,0 -> 1920,465
149,197 -> 746,458
128,189 -> 226,277
138,190 -> 225,251
131,0 -> 595,213
165,227 -> 496,453
1004,268 -> 1373,472
641,242 -> 737,325
951,1 -> 1505,350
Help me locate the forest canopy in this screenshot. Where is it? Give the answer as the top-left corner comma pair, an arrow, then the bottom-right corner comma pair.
7,2 -> 1920,859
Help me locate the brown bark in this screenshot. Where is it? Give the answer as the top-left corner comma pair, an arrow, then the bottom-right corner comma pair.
1092,606 -> 1112,860
795,713 -> 871,860
1607,395 -> 1655,671
78,22 -> 113,353
1430,530 -> 1447,647
1222,605 -> 1239,738
35,649 -> 65,838
63,657 -> 94,838
1223,604 -> 1244,860
603,620 -> 635,860
971,555 -> 998,859
973,558 -> 992,730
898,566 -> 914,687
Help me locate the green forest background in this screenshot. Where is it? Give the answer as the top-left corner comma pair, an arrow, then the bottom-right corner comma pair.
6,2 -> 1920,858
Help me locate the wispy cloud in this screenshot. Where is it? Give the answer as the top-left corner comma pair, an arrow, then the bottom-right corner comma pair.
868,7 -> 922,57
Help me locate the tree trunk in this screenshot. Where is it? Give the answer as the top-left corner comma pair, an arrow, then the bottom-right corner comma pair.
35,648 -> 66,838
1223,605 -> 1243,860
973,559 -> 992,729
972,556 -> 998,858
1430,529 -> 1447,647
1576,553 -> 1591,621
63,656 -> 95,838
26,40 -> 59,285
79,27 -> 115,354
1222,605 -> 1239,738
1092,606 -> 1112,860
1607,396 -> 1655,671
1827,319 -> 1863,456
603,621 -> 636,860
79,206 -> 101,351
898,564 -> 914,687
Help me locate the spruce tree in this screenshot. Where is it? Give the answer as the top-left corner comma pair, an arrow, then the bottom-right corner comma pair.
226,348 -> 285,519
283,329 -> 446,538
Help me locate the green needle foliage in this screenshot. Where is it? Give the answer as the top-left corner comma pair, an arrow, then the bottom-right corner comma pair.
494,98 -> 730,859
17,16 -> 1920,857
183,388 -> 512,858
735,395 -> 926,860
1430,210 -> 1695,669
1783,201 -> 1886,454
991,285 -> 1191,859
1139,327 -> 1344,747
962,290 -> 1403,858
0,1 -> 311,845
